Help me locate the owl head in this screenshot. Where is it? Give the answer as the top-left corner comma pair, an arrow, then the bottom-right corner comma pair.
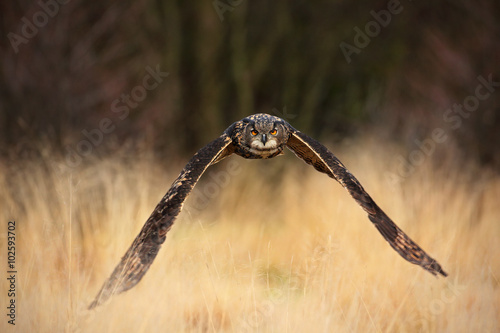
234,113 -> 289,159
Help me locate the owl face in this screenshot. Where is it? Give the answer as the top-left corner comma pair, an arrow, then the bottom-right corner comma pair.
239,113 -> 288,158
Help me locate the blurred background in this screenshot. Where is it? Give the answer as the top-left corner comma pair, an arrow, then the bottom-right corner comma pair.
1,0 -> 499,167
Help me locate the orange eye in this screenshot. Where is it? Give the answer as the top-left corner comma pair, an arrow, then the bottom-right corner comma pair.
251,130 -> 258,136
270,129 -> 277,135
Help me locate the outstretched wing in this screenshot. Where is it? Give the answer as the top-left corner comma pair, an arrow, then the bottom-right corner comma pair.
89,134 -> 235,309
286,130 -> 447,277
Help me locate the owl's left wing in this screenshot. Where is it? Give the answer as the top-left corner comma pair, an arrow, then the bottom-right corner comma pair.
89,134 -> 235,309
286,129 -> 447,277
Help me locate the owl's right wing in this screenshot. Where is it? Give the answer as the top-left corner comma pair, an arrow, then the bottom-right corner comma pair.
89,133 -> 235,309
286,129 -> 447,277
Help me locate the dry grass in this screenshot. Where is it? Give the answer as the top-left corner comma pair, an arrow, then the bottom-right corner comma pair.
1,140 -> 499,332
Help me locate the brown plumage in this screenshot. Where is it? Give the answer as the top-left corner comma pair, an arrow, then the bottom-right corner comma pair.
89,113 -> 447,309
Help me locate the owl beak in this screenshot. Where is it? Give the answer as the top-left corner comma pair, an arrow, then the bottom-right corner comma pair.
261,134 -> 267,144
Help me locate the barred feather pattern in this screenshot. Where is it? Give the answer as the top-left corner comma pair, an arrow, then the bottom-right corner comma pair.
89,135 -> 233,309
286,130 -> 447,277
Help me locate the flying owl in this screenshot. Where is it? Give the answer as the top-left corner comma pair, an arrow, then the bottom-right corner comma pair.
89,113 -> 447,309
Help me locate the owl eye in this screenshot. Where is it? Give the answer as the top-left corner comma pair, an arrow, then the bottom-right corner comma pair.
251,129 -> 258,136
270,129 -> 277,135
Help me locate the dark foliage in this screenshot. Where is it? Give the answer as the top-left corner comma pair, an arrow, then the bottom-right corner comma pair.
1,0 -> 499,168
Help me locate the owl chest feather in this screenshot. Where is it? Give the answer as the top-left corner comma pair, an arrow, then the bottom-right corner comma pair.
233,145 -> 283,159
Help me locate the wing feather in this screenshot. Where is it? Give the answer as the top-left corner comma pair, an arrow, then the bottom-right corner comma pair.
286,130 -> 447,277
89,134 -> 234,309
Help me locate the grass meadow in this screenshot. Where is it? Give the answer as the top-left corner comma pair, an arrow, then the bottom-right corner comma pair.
1,138 -> 499,332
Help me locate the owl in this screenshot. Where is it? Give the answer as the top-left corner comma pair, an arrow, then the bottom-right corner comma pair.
89,113 -> 447,309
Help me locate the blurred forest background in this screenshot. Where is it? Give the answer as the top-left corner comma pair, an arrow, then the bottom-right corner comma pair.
1,1 -> 500,332
0,0 -> 499,167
